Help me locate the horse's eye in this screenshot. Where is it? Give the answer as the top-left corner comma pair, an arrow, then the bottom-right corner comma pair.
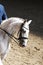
23,30 -> 26,33
22,29 -> 26,33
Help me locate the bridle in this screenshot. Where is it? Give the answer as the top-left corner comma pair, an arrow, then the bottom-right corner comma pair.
18,20 -> 29,40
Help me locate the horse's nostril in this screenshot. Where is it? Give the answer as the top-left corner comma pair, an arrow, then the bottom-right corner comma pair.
22,44 -> 26,47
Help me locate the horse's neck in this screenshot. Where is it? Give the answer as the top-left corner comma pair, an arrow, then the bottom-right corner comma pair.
7,22 -> 23,34
0,30 -> 9,54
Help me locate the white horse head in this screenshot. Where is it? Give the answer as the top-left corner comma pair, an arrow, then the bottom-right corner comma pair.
19,19 -> 32,46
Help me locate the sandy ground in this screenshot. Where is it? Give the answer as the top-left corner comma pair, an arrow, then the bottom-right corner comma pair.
2,33 -> 43,65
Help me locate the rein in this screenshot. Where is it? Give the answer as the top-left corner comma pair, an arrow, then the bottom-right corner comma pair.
0,27 -> 19,44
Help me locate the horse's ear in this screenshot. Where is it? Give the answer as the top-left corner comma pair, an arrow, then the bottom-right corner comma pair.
28,20 -> 32,25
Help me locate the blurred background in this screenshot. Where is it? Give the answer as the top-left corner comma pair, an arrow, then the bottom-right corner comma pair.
0,0 -> 43,37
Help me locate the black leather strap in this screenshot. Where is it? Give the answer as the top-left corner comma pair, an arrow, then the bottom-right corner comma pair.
18,37 -> 28,39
